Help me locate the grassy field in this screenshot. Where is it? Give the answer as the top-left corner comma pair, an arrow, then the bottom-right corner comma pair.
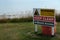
0,22 -> 60,40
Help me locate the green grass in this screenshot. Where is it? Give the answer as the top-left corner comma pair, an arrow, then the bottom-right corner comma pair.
0,22 -> 60,40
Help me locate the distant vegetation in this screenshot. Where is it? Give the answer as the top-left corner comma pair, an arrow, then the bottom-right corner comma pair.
0,16 -> 33,23
0,14 -> 60,23
56,14 -> 60,22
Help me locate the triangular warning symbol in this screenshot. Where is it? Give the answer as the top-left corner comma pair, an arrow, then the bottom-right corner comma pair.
34,9 -> 39,15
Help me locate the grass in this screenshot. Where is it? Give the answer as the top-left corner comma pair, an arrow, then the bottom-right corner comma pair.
0,22 -> 60,40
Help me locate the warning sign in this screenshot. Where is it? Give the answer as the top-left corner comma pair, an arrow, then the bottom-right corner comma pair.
33,8 -> 40,16
33,8 -> 55,27
34,16 -> 54,22
40,9 -> 55,16
33,8 -> 40,24
34,16 -> 55,27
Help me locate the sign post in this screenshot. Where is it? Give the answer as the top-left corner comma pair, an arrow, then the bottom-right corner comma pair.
35,24 -> 38,33
33,8 -> 40,33
52,27 -> 54,36
33,8 -> 56,36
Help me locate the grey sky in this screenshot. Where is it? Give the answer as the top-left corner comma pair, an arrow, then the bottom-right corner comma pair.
0,0 -> 60,14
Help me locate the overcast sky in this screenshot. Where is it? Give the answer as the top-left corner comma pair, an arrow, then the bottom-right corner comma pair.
0,0 -> 60,14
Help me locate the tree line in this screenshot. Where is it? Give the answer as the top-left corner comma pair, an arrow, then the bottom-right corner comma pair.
0,14 -> 60,23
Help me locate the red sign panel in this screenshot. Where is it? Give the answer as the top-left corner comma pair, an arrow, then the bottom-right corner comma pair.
34,16 -> 54,22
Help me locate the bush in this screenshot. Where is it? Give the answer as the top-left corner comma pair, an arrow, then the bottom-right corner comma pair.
56,14 -> 60,22
0,19 -> 7,23
18,17 -> 33,22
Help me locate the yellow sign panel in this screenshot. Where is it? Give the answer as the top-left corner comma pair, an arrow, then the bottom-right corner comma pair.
40,9 -> 55,17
